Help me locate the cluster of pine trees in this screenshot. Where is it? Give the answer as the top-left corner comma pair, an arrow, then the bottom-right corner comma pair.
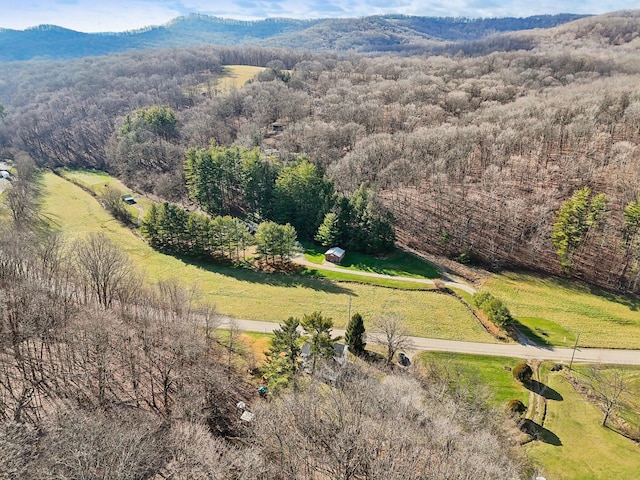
141,202 -> 255,260
184,144 -> 395,253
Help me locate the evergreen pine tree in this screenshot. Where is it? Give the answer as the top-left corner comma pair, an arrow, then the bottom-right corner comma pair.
263,317 -> 302,390
345,312 -> 366,355
301,311 -> 340,375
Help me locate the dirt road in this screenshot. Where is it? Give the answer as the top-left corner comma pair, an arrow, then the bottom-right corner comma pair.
291,255 -> 476,294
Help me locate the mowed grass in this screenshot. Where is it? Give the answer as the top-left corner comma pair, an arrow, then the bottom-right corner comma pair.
60,168 -> 151,223
300,268 -> 436,290
484,272 -> 640,349
417,354 -> 640,479
303,242 -> 439,279
217,65 -> 266,93
41,173 -> 493,342
418,352 -> 529,406
526,369 -> 640,480
571,364 -> 640,432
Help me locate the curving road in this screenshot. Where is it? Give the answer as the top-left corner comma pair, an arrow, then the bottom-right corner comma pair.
220,317 -> 640,366
291,255 -> 476,294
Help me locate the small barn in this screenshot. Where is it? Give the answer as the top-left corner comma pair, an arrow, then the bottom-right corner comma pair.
325,247 -> 345,264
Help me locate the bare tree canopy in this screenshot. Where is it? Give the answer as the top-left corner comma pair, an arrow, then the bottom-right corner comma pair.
587,365 -> 634,427
74,233 -> 133,308
372,313 -> 414,365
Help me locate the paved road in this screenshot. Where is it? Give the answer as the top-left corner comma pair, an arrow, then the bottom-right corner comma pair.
283,258 -> 640,364
221,317 -> 640,366
292,255 -> 476,294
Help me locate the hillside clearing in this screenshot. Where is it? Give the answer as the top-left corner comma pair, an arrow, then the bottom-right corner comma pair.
217,65 -> 266,92
40,172 -> 492,342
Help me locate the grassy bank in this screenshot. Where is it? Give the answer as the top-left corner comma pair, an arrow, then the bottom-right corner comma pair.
418,351 -> 529,406
484,272 -> 640,349
303,242 -> 440,279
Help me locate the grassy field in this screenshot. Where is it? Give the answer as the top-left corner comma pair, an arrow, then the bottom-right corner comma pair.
418,352 -> 529,406
571,364 -> 640,434
484,272 -> 640,349
40,172 -> 493,342
300,267 -> 436,290
303,242 -> 440,279
527,368 -> 640,480
59,168 -> 152,224
418,353 -> 640,479
217,65 -> 266,93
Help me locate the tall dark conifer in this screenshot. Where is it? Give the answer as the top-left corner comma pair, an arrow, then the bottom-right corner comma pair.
345,312 -> 366,355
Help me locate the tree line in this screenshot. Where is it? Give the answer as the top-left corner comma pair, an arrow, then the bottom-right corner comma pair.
184,144 -> 394,252
141,201 -> 300,263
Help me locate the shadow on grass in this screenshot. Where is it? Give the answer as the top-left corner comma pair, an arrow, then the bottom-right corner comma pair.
360,350 -> 387,364
178,256 -> 356,296
546,273 -> 639,313
340,251 -> 440,280
509,321 -> 553,349
527,380 -> 563,401
588,284 -> 640,313
519,419 -> 562,446
303,241 -> 440,279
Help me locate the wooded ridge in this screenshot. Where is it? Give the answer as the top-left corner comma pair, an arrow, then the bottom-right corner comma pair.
1,10 -> 640,292
0,13 -> 586,61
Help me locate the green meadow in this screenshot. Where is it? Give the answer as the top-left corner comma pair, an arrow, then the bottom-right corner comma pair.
41,172 -> 492,342
484,272 -> 640,349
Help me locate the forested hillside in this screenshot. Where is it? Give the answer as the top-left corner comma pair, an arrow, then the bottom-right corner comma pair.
2,11 -> 640,292
0,13 -> 585,61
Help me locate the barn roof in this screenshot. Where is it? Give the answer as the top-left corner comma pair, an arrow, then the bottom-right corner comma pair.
325,247 -> 345,257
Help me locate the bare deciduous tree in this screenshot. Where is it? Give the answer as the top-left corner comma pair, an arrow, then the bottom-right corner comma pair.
4,153 -> 44,231
587,365 -> 634,427
74,233 -> 133,308
251,365 -> 524,480
372,313 -> 413,365
225,318 -> 243,379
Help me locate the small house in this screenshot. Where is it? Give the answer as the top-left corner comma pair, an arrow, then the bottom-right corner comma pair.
325,247 -> 345,264
301,342 -> 349,375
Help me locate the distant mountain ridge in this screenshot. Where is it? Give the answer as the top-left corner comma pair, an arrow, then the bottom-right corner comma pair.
0,13 -> 587,61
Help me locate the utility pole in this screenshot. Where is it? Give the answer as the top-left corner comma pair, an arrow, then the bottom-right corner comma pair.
569,332 -> 581,371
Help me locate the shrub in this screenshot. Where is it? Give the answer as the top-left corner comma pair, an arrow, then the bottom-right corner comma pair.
100,187 -> 134,226
456,245 -> 477,265
512,362 -> 533,384
506,399 -> 527,414
472,291 -> 513,327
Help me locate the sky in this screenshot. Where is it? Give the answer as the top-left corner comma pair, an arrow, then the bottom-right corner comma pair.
1,0 -> 637,33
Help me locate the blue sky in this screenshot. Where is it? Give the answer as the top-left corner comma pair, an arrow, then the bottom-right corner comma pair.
1,0 -> 637,32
